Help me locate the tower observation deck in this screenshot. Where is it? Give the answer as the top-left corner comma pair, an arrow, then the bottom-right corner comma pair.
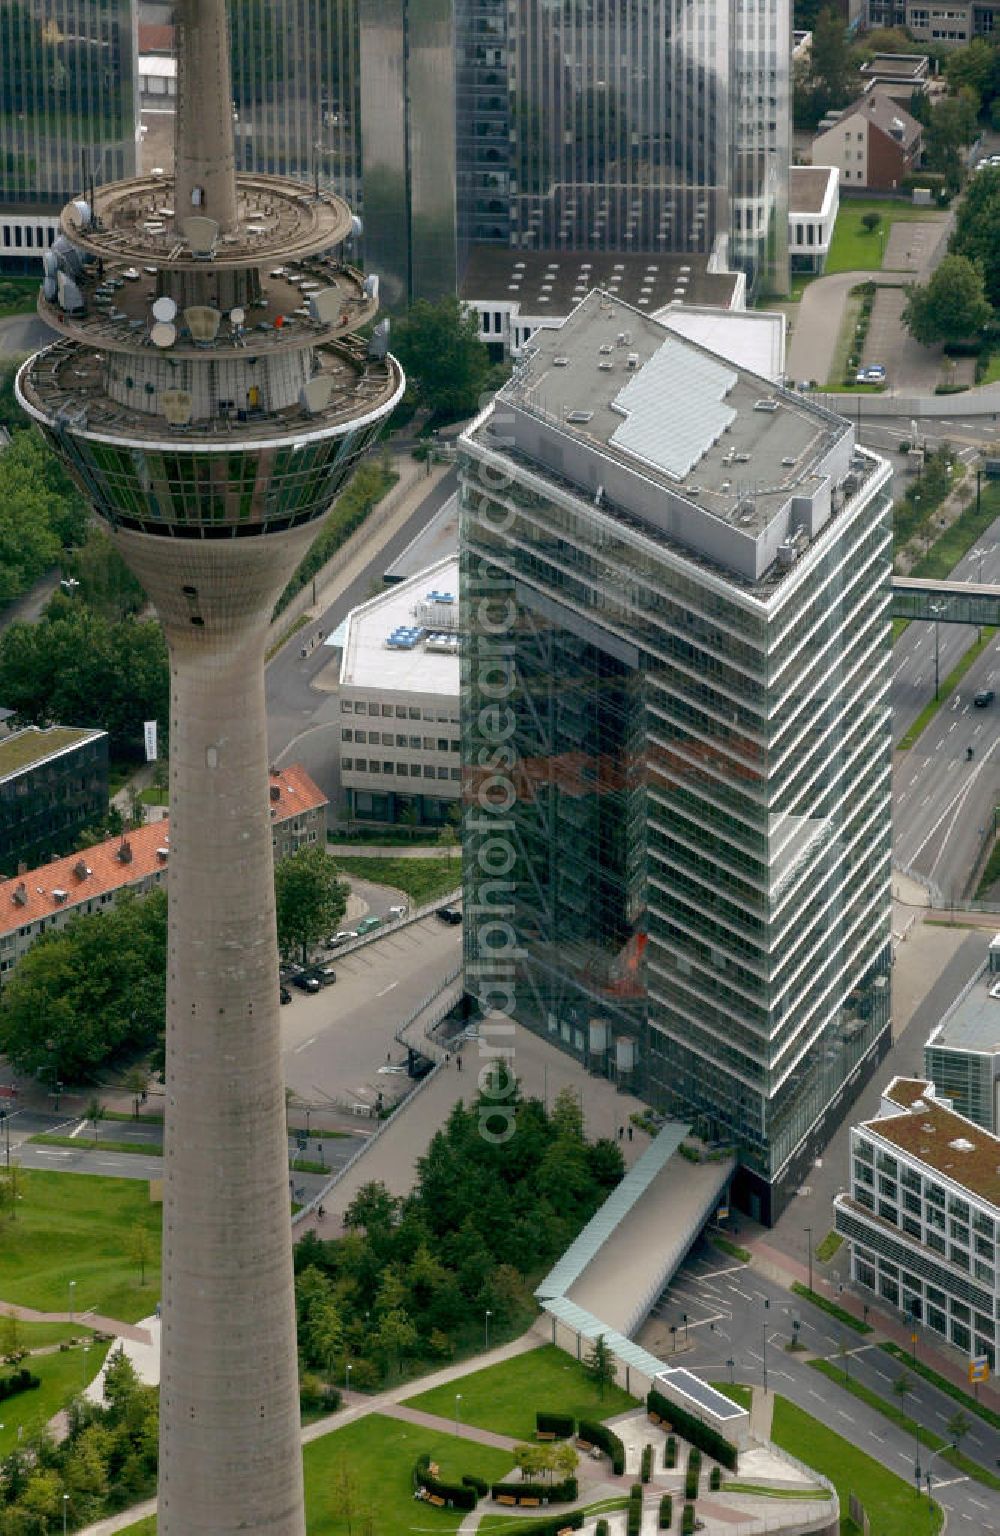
15,3 -> 403,1533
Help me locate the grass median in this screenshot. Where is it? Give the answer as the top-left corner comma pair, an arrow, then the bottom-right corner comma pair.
810,1358 -> 1000,1492
29,1134 -> 162,1156
896,627 -> 997,750
791,1282 -> 872,1333
879,1339 -> 1000,1430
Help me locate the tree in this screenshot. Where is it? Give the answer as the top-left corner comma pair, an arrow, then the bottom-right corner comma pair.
305,1296 -> 343,1379
892,1369 -> 914,1420
276,845 -> 347,963
86,1097 -> 104,1139
584,1332 -> 616,1400
810,8 -> 854,114
945,38 -> 995,102
926,92 -> 980,191
902,255 -> 992,345
373,1306 -> 418,1373
123,1066 -> 149,1120
861,211 -> 881,235
391,296 -> 492,422
0,1310 -> 22,1362
0,889 -> 167,1081
18,1469 -> 62,1531
126,1223 -> 153,1287
951,165 -> 1000,306
947,1408 -> 972,1454
330,1463 -> 361,1536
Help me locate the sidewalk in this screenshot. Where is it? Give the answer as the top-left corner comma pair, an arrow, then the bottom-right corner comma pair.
0,1300 -> 151,1345
327,844 -> 454,858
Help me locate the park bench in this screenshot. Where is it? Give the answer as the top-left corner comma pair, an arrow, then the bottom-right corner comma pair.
557,1527 -> 574,1535
536,1431 -> 556,1442
519,1497 -> 540,1508
648,1412 -> 661,1426
576,1439 -> 594,1453
497,1494 -> 517,1506
428,1494 -> 446,1508
428,1463 -> 440,1477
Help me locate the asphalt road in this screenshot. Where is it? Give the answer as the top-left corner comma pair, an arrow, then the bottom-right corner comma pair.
890,525 -> 1000,901
650,1240 -> 1000,1528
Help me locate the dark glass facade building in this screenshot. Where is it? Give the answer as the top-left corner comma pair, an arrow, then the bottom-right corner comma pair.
0,727 -> 108,877
459,295 -> 892,1222
0,0 -> 138,271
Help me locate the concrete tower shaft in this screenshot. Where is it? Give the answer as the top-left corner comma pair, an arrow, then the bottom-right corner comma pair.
15,0 -> 403,1530
173,0 -> 239,233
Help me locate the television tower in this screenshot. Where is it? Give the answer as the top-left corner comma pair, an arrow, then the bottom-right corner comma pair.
16,2 -> 402,1530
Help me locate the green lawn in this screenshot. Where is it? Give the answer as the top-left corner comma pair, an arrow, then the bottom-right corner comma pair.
826,199 -> 940,275
814,1231 -> 843,1264
400,1343 -> 637,1441
5,1319 -> 92,1351
0,278 -> 38,319
331,854 -> 461,908
0,1338 -> 112,1456
907,481 -> 1000,583
0,1170 -> 161,1323
715,1385 -> 941,1536
304,1413 -> 514,1534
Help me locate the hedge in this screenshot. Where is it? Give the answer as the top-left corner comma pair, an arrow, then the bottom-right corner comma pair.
537,1411 -> 575,1439
490,1478 -> 578,1503
0,1368 -> 40,1403
596,1523 -> 609,1536
627,1484 -> 643,1536
647,1388 -> 738,1471
663,1435 -> 677,1469
579,1418 -> 625,1475
684,1447 -> 701,1501
462,1474 -> 489,1497
659,1493 -> 673,1530
414,1454 -> 478,1511
709,1466 -> 721,1491
682,1504 -> 695,1536
490,1517 -> 584,1536
641,1444 -> 653,1483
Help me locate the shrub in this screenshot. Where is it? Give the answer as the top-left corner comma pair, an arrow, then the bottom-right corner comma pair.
596,1522 -> 609,1536
490,1478 -> 578,1503
536,1411 -> 575,1439
684,1447 -> 701,1501
578,1418 -> 625,1475
647,1389 -> 738,1470
709,1465 -> 721,1490
659,1493 -> 673,1529
664,1434 -> 677,1469
415,1453 -> 478,1511
682,1504 -> 695,1536
627,1484 -> 643,1536
641,1443 -> 653,1483
0,1368 -> 40,1403
490,1518 -> 584,1536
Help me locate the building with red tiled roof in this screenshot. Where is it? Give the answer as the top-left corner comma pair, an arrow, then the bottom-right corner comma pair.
835,1075 -> 1000,1368
0,764 -> 327,980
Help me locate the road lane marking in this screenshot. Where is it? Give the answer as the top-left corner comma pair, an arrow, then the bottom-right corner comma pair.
294,1035 -> 318,1054
376,981 -> 399,998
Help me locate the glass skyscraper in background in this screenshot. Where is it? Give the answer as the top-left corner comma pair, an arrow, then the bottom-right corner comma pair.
0,0 -> 138,271
229,0 -> 791,302
459,295 -> 893,1223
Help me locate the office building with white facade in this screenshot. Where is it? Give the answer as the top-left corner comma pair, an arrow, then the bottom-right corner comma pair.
459,290 -> 894,1222
337,557 -> 461,827
924,935 -> 1000,1135
835,1075 -> 1000,1367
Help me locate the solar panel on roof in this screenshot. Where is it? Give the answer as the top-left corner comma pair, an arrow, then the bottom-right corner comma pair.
609,339 -> 737,480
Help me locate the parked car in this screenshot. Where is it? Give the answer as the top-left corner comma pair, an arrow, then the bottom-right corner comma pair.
310,965 -> 337,987
355,915 -> 382,935
974,688 -> 995,707
436,906 -> 462,925
292,972 -> 320,993
328,930 -> 357,947
388,904 -> 408,919
279,985 -> 292,1005
856,364 -> 886,385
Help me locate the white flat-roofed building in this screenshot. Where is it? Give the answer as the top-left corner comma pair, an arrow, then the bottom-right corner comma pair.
788,166 -> 839,275
337,556 -> 461,828
924,934 -> 1000,1134
835,1075 -> 1000,1367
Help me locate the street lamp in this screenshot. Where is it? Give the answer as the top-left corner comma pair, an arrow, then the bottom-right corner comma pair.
930,602 -> 946,700
726,1357 -> 735,1385
485,1309 -> 492,1351
762,1298 -> 769,1392
0,1109 -> 8,1169
454,1392 -> 462,1438
804,1226 -> 813,1297
82,1343 -> 90,1390
923,1442 -> 955,1508
62,1493 -> 68,1536
68,1280 -> 76,1322
345,1360 -> 352,1394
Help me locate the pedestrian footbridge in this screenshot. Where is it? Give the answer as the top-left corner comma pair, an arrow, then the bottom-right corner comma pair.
892,576 -> 1000,627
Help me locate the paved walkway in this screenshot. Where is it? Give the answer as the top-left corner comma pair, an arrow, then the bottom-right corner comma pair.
0,1299 -> 151,1345
327,844 -> 454,858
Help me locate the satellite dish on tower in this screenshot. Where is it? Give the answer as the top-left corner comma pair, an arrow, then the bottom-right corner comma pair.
184,306 -> 221,342
150,321 -> 177,348
230,306 -> 246,327
152,296 -> 177,323
161,389 -> 194,426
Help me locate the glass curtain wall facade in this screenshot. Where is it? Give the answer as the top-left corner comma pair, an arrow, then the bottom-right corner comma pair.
460,408 -> 892,1222
230,0 -> 362,210
0,0 -> 137,268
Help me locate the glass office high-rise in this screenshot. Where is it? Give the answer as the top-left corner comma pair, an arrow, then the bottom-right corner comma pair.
459,295 -> 892,1222
0,0 -> 138,271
